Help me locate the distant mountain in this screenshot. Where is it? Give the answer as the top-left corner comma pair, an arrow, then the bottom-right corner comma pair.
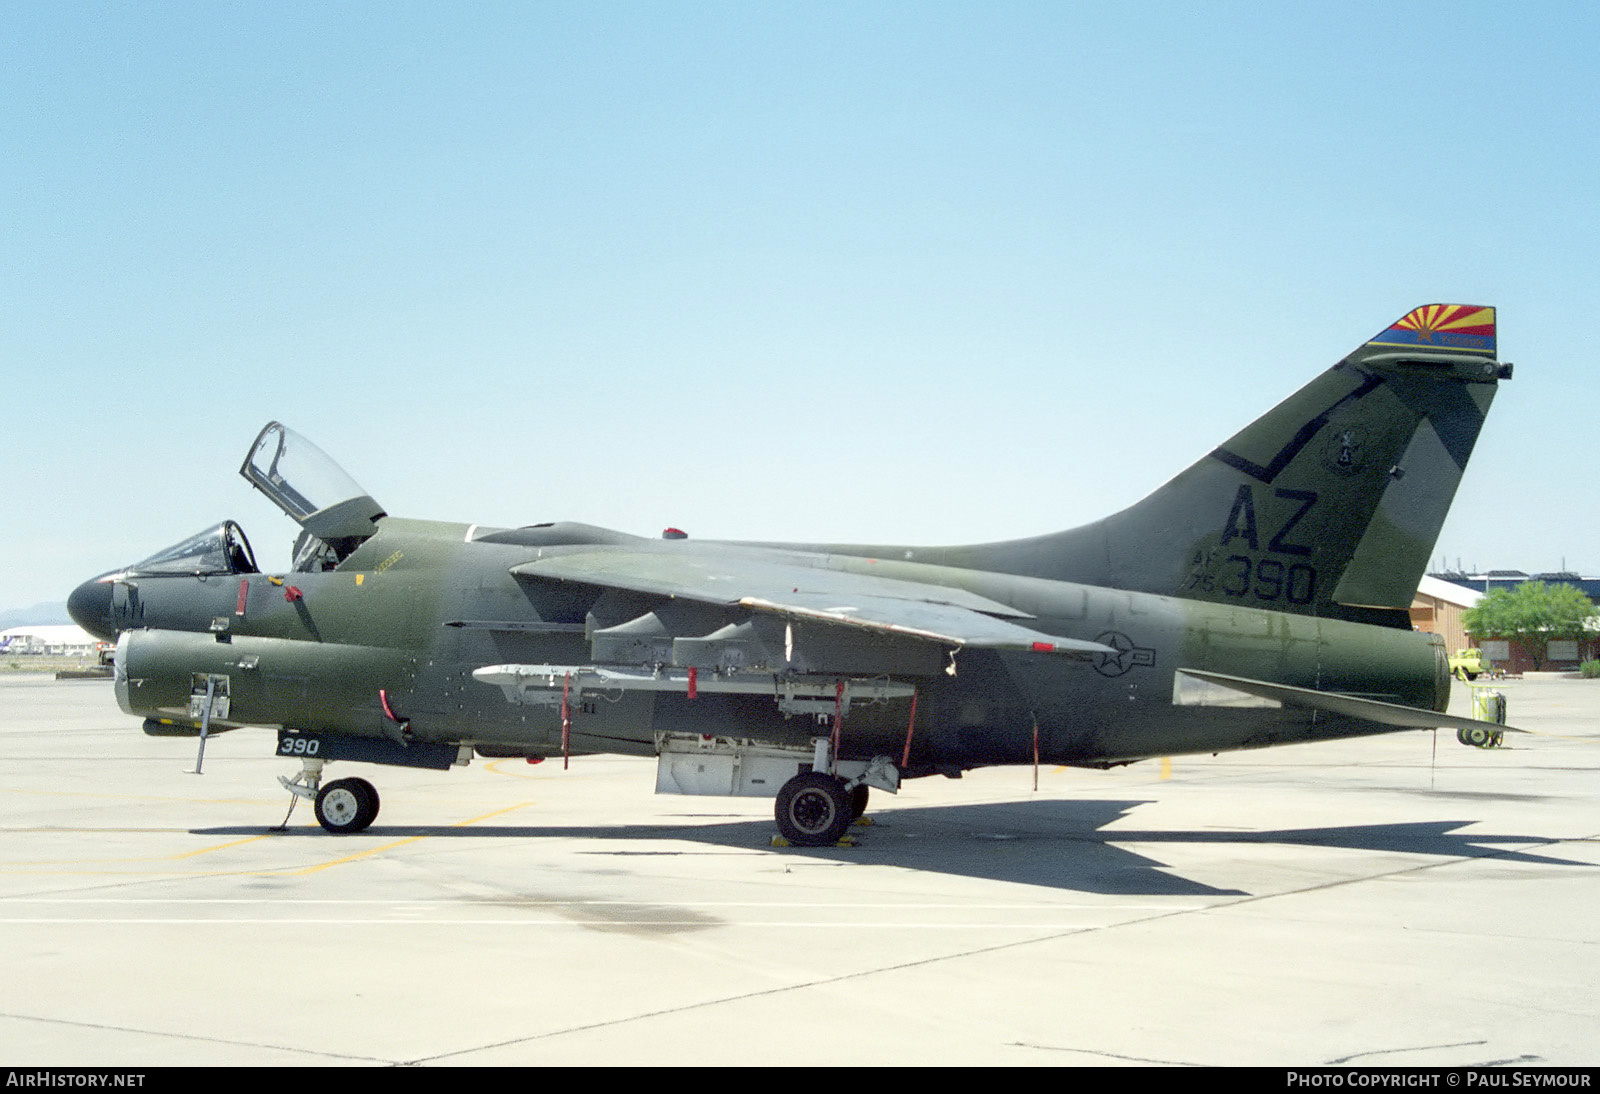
0,602 -> 71,628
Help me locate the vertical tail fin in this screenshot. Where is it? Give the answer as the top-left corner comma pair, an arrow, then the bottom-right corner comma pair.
983,306 -> 1509,625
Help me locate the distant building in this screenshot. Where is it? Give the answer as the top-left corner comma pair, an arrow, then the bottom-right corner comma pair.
1410,575 -> 1482,653
1429,569 -> 1600,603
1426,569 -> 1600,672
0,625 -> 101,656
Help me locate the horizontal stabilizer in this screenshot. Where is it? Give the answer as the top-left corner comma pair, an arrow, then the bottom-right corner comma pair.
1177,669 -> 1524,735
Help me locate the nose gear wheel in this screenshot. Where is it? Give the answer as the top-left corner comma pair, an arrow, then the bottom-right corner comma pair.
314,777 -> 380,833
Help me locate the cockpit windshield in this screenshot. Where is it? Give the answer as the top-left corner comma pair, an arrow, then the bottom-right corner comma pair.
240,423 -> 385,565
128,521 -> 259,577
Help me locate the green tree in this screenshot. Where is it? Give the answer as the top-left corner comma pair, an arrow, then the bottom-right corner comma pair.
1464,581 -> 1598,670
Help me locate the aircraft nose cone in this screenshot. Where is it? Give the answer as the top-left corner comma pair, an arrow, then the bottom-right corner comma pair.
67,575 -> 117,642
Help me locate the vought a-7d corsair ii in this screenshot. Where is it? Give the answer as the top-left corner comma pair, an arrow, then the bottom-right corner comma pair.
70,305 -> 1513,845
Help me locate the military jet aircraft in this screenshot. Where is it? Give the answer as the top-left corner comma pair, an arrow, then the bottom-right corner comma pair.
69,304 -> 1512,844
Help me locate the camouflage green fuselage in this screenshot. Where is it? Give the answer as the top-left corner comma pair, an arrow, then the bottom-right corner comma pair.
115,515 -> 1447,774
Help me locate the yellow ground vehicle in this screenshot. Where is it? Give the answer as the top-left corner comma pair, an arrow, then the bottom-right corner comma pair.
1450,648 -> 1491,680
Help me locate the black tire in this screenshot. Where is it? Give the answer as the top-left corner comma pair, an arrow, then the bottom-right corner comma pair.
347,777 -> 379,832
315,778 -> 379,834
1465,726 -> 1491,748
1466,672 -> 1479,681
775,772 -> 852,846
848,783 -> 870,821
1456,728 -> 1472,747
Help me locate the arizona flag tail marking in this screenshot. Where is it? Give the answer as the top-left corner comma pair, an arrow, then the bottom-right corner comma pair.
1365,304 -> 1496,356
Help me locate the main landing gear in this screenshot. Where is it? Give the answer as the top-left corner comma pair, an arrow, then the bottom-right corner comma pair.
279,759 -> 382,833
775,772 -> 854,846
772,743 -> 892,847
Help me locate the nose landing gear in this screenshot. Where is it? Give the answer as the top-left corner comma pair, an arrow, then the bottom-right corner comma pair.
277,757 -> 381,833
313,777 -> 381,833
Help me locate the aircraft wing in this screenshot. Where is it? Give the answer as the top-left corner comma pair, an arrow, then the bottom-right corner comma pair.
509,550 -> 1112,656
1177,669 -> 1526,734
731,590 -> 1104,653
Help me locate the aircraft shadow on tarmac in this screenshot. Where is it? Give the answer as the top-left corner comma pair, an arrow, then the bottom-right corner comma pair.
192,797 -> 1591,898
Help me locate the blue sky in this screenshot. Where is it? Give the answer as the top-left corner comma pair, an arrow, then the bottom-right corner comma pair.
4,2 -> 1597,612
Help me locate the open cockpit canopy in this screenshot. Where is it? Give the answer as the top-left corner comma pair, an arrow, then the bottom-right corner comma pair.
240,422 -> 385,569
